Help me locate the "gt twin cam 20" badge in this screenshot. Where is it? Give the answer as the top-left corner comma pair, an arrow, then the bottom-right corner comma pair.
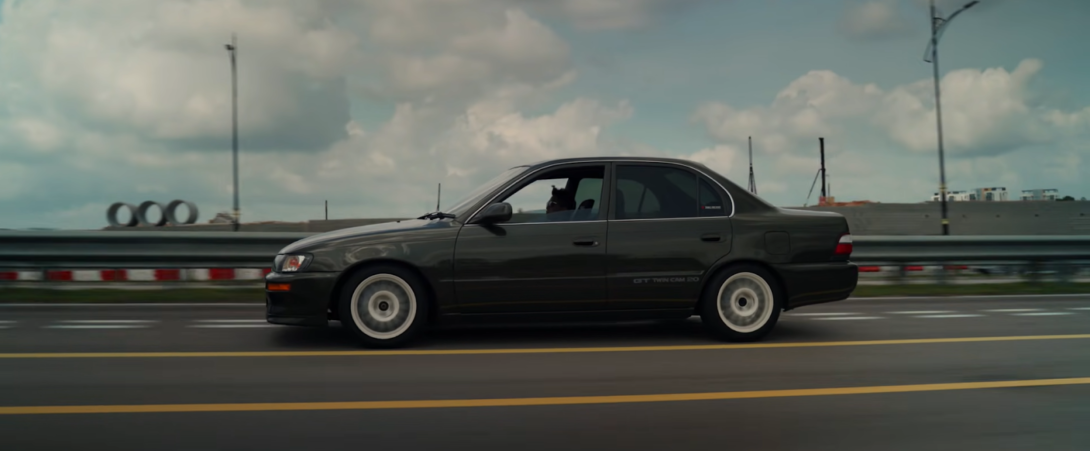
633,276 -> 701,284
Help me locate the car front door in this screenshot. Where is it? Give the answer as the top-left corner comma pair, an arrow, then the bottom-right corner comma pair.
605,162 -> 733,310
453,163 -> 610,314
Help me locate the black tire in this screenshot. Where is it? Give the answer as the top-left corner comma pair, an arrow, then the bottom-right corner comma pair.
699,264 -> 783,342
337,264 -> 430,348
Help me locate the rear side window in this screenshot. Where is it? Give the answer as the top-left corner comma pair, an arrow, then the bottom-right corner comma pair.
699,178 -> 726,217
614,165 -> 698,220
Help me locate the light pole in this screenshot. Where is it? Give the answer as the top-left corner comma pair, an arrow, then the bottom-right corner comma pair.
924,0 -> 978,235
225,34 -> 240,232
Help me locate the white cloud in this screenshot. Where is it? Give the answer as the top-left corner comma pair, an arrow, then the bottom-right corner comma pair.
11,118 -> 65,152
0,0 -> 655,228
692,58 -> 1090,205
695,58 -> 1089,160
839,0 -> 914,40
693,70 -> 883,156
0,0 -> 357,149
545,0 -> 705,30
874,59 -> 1085,156
682,145 -> 739,177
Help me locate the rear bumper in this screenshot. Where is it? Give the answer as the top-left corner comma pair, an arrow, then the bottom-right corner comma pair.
773,262 -> 859,310
265,271 -> 339,327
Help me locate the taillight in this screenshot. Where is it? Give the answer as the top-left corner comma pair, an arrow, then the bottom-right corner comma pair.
834,233 -> 853,256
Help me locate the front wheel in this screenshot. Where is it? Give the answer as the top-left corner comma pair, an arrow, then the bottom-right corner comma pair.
699,264 -> 782,342
337,265 -> 429,348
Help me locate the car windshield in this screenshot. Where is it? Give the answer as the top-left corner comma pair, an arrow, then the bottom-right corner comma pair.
439,166 -> 528,218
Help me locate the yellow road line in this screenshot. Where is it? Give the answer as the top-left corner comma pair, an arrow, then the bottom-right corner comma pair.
3,377 -> 1089,415
2,334 -> 1090,359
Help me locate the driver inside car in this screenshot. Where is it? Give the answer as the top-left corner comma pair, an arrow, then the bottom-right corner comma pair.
544,186 -> 576,221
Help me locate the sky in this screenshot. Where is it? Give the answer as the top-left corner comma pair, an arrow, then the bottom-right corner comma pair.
0,0 -> 1087,230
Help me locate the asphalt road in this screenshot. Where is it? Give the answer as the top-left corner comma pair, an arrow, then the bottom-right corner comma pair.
2,294 -> 1090,450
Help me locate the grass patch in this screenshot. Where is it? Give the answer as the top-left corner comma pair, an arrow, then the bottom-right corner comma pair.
2,282 -> 1090,304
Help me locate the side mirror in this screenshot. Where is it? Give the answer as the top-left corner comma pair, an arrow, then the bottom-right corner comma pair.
471,202 -> 513,224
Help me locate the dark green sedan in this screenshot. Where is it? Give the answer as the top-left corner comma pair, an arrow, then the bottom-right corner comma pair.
265,157 -> 858,348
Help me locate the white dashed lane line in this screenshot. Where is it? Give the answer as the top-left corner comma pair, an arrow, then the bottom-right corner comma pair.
188,319 -> 276,329
983,309 -> 1043,313
44,320 -> 157,329
889,311 -> 956,315
193,319 -> 269,323
1012,312 -> 1074,317
809,316 -> 885,321
788,313 -> 862,317
56,320 -> 158,324
914,314 -> 984,319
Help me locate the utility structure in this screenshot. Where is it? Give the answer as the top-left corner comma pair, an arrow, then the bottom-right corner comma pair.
820,137 -> 827,202
803,137 -> 829,207
225,34 -> 240,232
924,0 -> 979,235
747,136 -> 757,195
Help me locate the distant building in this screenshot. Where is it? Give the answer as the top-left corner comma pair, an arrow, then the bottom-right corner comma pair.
931,190 -> 973,202
973,187 -> 1009,201
1021,189 -> 1060,201
930,187 -> 1009,202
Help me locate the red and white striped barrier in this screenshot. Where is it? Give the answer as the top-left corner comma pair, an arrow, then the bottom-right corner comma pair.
0,268 -> 272,282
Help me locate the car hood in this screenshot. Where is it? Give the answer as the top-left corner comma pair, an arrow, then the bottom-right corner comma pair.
279,218 -> 451,253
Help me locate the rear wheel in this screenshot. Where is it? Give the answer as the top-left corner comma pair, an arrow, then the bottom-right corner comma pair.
337,264 -> 429,348
699,264 -> 782,342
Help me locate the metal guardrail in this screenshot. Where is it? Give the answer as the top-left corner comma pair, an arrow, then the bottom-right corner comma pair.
850,236 -> 1090,264
2,231 -> 1090,270
0,231 -> 310,269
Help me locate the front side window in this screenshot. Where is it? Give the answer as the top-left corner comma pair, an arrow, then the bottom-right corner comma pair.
614,165 -> 698,220
493,165 -> 606,224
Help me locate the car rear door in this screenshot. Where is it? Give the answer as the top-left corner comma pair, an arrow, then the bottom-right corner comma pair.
452,163 -> 611,314
604,162 -> 733,311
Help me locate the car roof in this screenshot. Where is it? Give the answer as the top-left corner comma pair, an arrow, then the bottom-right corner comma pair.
519,156 -> 709,171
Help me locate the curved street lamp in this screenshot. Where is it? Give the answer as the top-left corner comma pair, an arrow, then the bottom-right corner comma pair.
924,0 -> 978,236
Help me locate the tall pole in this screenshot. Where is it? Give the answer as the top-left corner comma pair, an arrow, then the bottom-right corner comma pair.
226,34 -> 240,232
747,136 -> 757,195
819,137 -> 827,201
924,0 -> 977,235
930,0 -> 949,236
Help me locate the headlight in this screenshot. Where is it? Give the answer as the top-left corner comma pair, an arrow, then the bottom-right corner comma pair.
279,254 -> 310,272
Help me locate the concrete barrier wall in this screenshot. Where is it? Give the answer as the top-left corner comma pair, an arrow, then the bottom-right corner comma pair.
794,202 -> 1090,235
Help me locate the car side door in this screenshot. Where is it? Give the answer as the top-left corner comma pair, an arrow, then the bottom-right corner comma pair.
452,163 -> 611,314
605,162 -> 733,311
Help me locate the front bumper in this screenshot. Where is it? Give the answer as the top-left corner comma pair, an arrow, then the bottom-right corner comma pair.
774,262 -> 859,310
265,271 -> 339,327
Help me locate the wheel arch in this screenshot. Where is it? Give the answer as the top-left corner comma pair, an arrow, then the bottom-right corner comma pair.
695,258 -> 787,313
328,258 -> 438,322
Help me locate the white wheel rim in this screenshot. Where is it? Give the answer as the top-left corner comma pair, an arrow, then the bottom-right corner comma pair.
349,274 -> 417,340
716,272 -> 774,333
